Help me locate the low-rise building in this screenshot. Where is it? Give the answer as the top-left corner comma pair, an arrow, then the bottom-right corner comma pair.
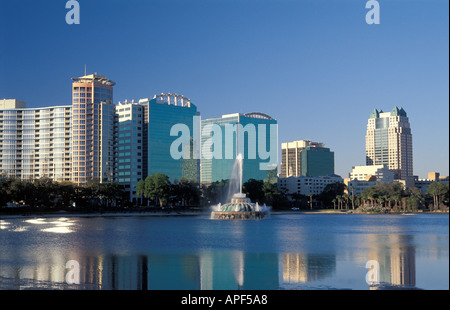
349,165 -> 394,182
278,174 -> 343,197
344,165 -> 396,195
414,172 -> 449,193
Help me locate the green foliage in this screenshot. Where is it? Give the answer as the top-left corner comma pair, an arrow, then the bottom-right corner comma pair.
242,179 -> 265,203
318,182 -> 346,207
141,173 -> 171,207
0,176 -> 128,210
427,182 -> 449,210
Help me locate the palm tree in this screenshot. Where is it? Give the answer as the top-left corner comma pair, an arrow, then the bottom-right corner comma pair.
336,195 -> 342,210
342,194 -> 349,210
350,186 -> 355,210
427,182 -> 447,210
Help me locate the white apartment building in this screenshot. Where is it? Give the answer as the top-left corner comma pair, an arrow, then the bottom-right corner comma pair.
0,100 -> 72,181
278,174 -> 343,197
115,100 -> 144,202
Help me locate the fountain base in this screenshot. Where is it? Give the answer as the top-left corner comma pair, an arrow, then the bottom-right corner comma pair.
210,193 -> 269,220
211,211 -> 265,220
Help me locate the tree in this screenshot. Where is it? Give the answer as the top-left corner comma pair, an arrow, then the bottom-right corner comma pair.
172,178 -> 200,207
243,179 -> 265,203
136,179 -> 145,202
427,182 -> 448,210
144,173 -> 171,207
200,179 -> 229,206
361,182 -> 405,211
262,180 -> 289,209
318,182 -> 346,207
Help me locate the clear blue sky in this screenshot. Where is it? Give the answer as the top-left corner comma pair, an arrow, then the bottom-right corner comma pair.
1,0 -> 448,178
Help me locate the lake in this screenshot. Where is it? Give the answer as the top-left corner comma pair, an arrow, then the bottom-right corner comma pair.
0,213 -> 448,290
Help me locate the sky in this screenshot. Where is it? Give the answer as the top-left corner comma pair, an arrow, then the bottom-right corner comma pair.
0,0 -> 448,179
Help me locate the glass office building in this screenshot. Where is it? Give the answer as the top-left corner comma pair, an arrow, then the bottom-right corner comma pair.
114,94 -> 199,201
200,112 -> 278,184
301,146 -> 334,177
139,94 -> 199,182
0,100 -> 72,181
280,140 -> 334,178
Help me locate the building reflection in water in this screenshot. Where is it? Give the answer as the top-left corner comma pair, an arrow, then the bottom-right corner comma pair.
281,253 -> 336,285
367,234 -> 417,289
0,237 -> 421,290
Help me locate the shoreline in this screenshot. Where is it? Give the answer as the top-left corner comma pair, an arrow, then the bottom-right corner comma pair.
0,209 -> 209,220
0,209 -> 447,220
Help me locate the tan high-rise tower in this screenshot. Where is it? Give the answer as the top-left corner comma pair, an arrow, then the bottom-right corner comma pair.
71,74 -> 116,184
365,107 -> 413,181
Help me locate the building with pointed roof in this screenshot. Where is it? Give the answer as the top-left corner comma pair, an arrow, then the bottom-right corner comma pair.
365,107 -> 413,181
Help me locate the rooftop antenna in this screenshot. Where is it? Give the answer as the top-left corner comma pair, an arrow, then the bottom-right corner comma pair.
84,64 -> 87,76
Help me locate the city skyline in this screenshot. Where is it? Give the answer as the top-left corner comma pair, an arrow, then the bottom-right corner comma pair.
0,0 -> 448,179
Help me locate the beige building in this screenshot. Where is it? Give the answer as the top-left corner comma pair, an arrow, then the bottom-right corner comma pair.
365,107 -> 413,181
0,99 -> 26,109
71,74 -> 116,184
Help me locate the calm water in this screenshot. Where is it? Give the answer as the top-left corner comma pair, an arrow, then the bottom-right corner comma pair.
0,213 -> 448,290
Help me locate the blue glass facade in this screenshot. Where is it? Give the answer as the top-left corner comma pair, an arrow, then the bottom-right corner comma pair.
200,113 -> 278,184
141,96 -> 199,182
301,146 -> 334,177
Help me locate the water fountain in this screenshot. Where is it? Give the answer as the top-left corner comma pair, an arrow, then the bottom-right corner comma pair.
211,154 -> 270,220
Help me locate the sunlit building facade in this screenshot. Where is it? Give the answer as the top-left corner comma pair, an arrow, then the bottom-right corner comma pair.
71,74 -> 116,184
365,107 -> 413,181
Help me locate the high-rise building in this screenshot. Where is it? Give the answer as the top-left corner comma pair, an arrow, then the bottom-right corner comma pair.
140,93 -> 200,182
280,140 -> 334,178
365,107 -> 413,180
115,100 -> 145,202
0,100 -> 72,181
71,74 -> 116,184
200,112 -> 278,184
115,93 -> 199,189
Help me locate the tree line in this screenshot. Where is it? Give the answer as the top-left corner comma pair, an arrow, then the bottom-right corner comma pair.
0,176 -> 129,211
1,173 -> 448,213
135,173 -> 288,209
243,178 -> 449,212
